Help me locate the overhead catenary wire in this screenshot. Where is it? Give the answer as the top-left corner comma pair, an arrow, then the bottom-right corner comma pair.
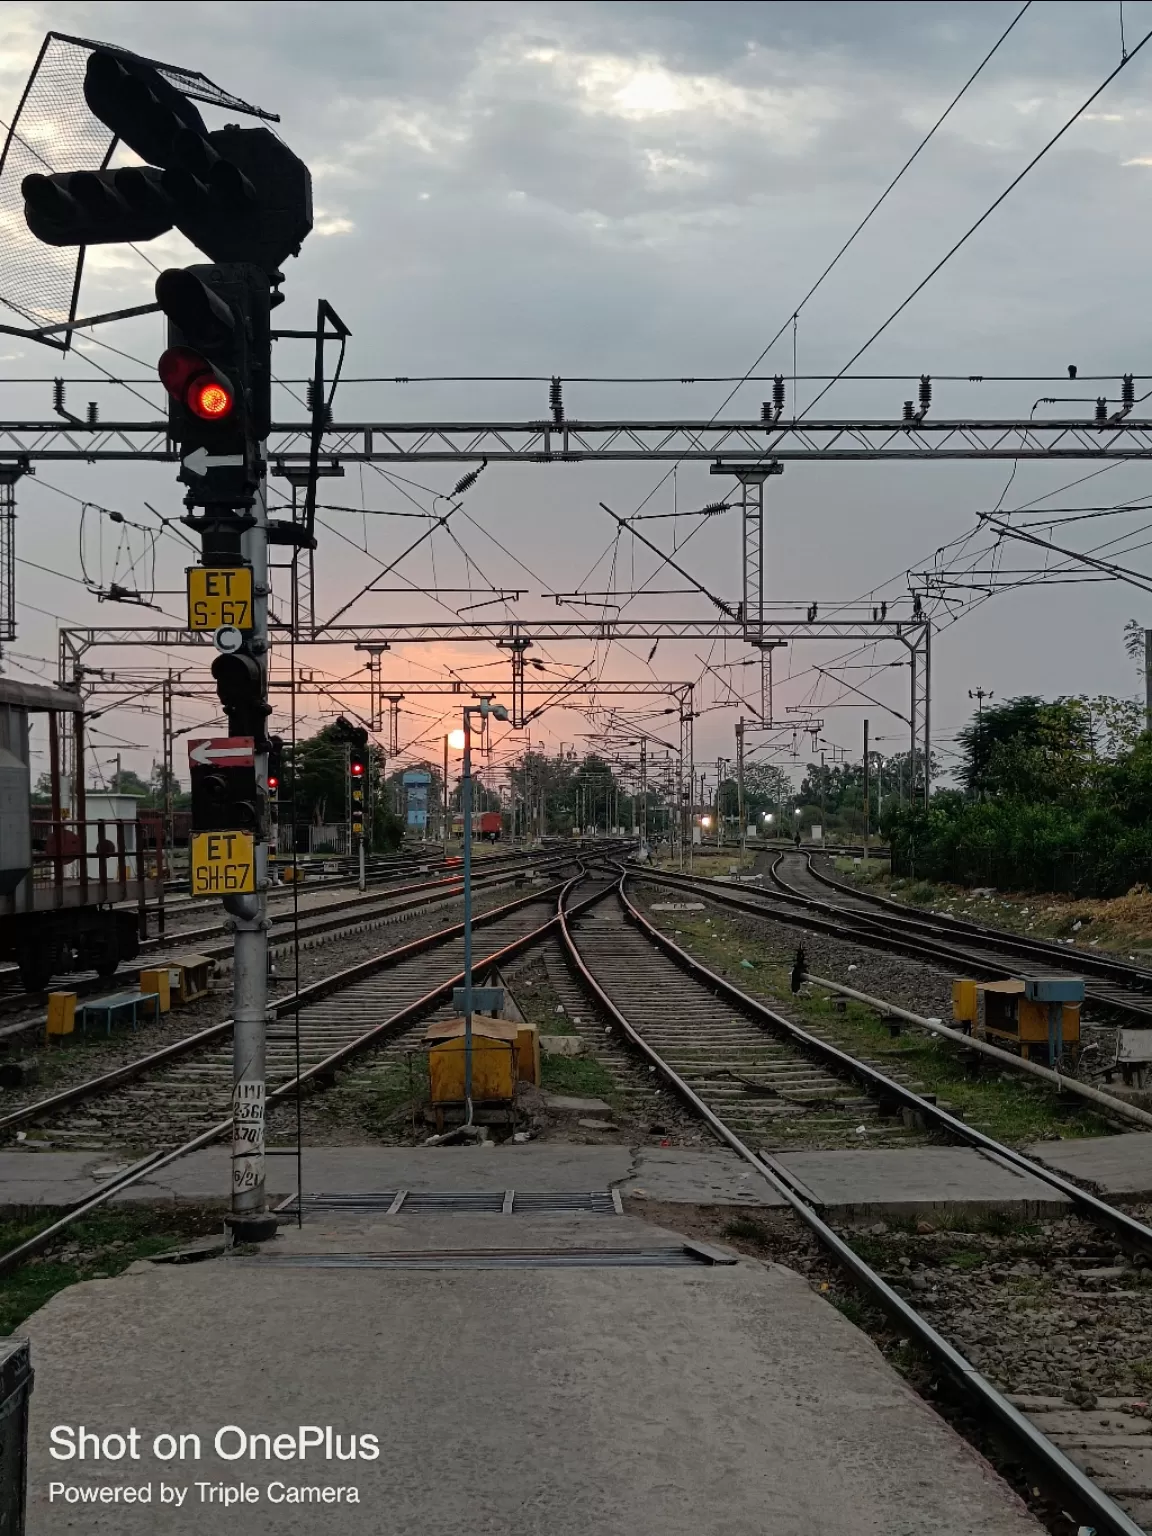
800,25 -> 1152,420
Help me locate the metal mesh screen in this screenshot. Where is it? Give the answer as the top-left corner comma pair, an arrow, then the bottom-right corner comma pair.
0,31 -> 276,344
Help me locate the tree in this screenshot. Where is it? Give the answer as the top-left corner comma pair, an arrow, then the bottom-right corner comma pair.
957,695 -> 1093,803
283,717 -> 403,849
1124,618 -> 1146,679
743,762 -> 791,810
100,766 -> 151,798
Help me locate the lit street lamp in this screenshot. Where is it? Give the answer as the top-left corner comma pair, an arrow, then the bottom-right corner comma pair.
460,698 -> 508,1128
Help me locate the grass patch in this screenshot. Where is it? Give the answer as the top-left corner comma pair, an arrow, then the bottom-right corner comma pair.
942,1250 -> 986,1271
661,913 -> 1115,1147
308,1057 -> 423,1138
830,1294 -> 870,1328
540,1053 -> 618,1101
874,872 -> 1152,958
0,1206 -> 218,1335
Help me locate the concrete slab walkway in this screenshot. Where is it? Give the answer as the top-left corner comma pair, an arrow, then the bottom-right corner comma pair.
18,1210 -> 1041,1535
0,1140 -> 1083,1216
1024,1130 -> 1152,1195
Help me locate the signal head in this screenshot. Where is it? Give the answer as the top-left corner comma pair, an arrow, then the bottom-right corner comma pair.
159,345 -> 235,421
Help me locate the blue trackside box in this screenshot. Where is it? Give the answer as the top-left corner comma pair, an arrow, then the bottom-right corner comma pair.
1023,976 -> 1085,1005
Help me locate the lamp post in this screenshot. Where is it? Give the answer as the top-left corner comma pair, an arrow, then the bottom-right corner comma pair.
460,698 -> 508,1125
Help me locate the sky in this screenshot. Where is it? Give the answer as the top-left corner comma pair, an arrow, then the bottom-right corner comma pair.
2,0 -> 1152,798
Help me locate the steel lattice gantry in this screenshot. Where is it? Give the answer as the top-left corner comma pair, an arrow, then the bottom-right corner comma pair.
59,618 -> 930,801
18,407 -> 1114,809
4,415 -> 1152,462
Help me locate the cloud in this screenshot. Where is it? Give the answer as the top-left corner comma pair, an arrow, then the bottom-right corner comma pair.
313,213 -> 355,237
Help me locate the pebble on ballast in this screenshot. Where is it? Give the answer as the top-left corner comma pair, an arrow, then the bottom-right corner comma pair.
555,1005 -> 565,1014
847,964 -> 858,972
855,1125 -> 867,1136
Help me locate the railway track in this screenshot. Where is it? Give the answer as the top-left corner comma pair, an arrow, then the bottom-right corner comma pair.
558,870 -> 1152,1536
775,850 -> 1152,1020
0,867 -> 620,1276
632,851 -> 1152,1026
0,849 -> 580,1025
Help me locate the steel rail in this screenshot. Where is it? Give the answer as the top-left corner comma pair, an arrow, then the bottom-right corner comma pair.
136,847 -> 578,957
799,968 -> 1152,1132
0,872 -> 617,1278
772,851 -> 1152,990
556,872 -> 1145,1536
619,868 -> 1152,1250
0,878 -> 571,1138
625,863 -> 1152,1130
638,859 -> 1152,1023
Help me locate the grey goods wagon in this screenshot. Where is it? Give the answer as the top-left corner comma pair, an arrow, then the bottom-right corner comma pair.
0,678 -> 162,991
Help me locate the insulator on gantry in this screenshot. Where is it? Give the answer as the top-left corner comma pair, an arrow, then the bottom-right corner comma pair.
1123,374 -> 1135,409
451,458 -> 488,497
305,380 -> 333,426
919,374 -> 931,414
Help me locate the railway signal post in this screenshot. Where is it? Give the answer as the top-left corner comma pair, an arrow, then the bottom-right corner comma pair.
18,42 -> 314,1240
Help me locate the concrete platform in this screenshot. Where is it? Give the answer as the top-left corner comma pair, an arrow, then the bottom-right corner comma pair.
0,1144 -> 783,1209
1024,1131 -> 1152,1196
0,1141 -> 1079,1217
764,1146 -> 1071,1222
18,1210 -> 1040,1534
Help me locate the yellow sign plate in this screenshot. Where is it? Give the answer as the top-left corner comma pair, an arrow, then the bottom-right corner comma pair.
187,567 -> 253,631
190,830 -> 256,896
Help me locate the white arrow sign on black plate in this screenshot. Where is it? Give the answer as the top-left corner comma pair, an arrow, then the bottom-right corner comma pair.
188,738 -> 255,768
182,447 -> 246,478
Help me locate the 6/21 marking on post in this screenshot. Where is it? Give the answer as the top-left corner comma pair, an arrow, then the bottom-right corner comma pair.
232,1081 -> 265,1194
190,830 -> 255,896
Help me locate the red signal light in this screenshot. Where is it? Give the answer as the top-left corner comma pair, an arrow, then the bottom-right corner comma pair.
158,345 -> 235,421
350,761 -> 365,777
267,774 -> 279,792
190,378 -> 233,419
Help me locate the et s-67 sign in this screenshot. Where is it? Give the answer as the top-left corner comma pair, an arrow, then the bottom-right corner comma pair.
190,830 -> 256,895
187,566 -> 253,631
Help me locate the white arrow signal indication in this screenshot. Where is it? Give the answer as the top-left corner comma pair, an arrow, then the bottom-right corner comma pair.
182,447 -> 246,478
188,737 -> 255,769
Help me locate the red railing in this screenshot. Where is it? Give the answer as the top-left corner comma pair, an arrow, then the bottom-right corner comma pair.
27,818 -> 165,916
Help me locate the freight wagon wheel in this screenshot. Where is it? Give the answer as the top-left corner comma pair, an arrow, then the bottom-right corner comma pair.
18,952 -> 53,993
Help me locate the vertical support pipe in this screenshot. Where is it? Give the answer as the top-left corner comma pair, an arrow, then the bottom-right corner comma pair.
74,710 -> 87,902
923,623 -> 932,808
863,718 -> 870,865
462,712 -> 474,1122
226,453 -> 275,1242
48,712 -> 62,902
736,718 -> 745,852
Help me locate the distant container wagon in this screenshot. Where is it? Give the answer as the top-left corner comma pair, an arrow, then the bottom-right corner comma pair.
451,810 -> 503,842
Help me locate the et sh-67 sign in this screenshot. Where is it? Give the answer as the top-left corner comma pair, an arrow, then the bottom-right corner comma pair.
190,830 -> 256,896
